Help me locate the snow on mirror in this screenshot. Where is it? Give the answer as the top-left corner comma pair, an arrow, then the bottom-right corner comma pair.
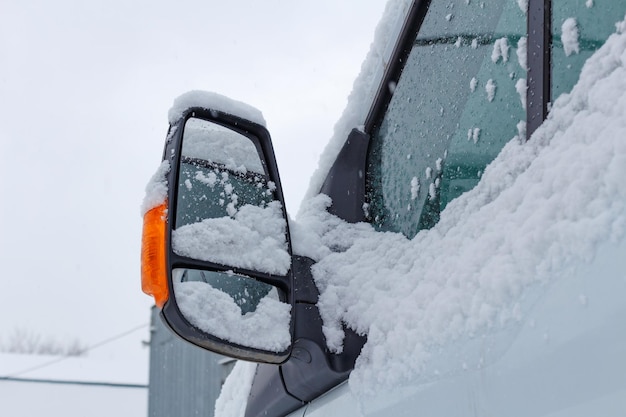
173,268 -> 291,352
172,117 -> 291,276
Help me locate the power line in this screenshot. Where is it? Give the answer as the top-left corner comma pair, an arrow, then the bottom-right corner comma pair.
1,323 -> 149,379
1,376 -> 147,389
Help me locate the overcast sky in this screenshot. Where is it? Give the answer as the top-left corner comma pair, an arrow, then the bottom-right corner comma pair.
0,0 -> 387,353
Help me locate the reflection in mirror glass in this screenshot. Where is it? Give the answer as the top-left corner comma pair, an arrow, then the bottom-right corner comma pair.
172,117 -> 291,275
173,268 -> 291,352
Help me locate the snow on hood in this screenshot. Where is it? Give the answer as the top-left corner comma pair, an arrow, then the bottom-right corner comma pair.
293,18 -> 626,395
168,90 -> 266,127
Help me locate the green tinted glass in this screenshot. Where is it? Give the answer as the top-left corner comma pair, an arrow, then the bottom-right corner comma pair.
366,0 -> 527,238
552,1 -> 626,100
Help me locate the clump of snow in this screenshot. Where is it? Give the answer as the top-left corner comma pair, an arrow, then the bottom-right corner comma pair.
410,177 -> 420,200
172,201 -> 291,275
140,160 -> 170,216
491,37 -> 509,63
485,79 -> 496,101
175,281 -> 291,352
562,18 -> 580,57
516,78 -> 527,109
517,0 -> 528,14
214,361 -> 257,417
586,0 -> 594,8
517,36 -> 528,70
470,77 -> 478,92
296,20 -> 626,394
168,90 -> 266,127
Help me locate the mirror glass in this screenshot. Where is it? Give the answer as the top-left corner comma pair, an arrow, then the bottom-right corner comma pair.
172,268 -> 291,353
172,117 -> 291,276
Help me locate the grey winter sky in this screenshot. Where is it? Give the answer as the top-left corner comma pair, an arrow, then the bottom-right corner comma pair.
0,0 -> 386,350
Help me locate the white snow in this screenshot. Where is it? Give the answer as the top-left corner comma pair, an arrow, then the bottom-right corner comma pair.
214,361 -> 258,417
168,90 -> 266,127
182,118 -> 265,175
517,0 -> 528,14
294,20 -> 626,395
516,78 -> 527,109
491,37 -> 510,63
172,201 -> 291,275
517,36 -> 528,70
174,280 -> 291,352
485,79 -> 497,102
410,177 -> 420,200
215,4 -> 626,415
470,77 -> 478,92
562,18 -> 580,57
140,160 -> 169,216
586,0 -> 594,8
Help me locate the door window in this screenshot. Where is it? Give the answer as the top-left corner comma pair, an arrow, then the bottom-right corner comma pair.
552,1 -> 626,100
366,0 -> 527,238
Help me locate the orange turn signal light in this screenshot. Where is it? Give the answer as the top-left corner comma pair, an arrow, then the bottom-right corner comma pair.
141,202 -> 169,308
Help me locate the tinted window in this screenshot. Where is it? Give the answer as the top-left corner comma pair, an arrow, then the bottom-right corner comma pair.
552,1 -> 626,100
366,0 -> 527,238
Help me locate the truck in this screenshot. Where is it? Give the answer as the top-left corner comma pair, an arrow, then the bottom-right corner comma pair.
141,0 -> 626,416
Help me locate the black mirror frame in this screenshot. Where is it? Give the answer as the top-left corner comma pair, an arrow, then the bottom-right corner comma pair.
160,106 -> 294,364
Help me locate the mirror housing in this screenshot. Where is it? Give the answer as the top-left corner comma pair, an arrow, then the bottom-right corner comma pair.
142,99 -> 293,364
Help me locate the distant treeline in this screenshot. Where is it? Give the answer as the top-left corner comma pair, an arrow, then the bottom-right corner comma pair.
0,328 -> 86,356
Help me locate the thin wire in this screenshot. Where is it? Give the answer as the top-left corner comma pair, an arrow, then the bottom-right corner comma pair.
0,323 -> 149,379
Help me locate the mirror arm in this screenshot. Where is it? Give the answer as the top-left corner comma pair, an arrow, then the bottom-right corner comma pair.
319,129 -> 371,223
245,256 -> 367,416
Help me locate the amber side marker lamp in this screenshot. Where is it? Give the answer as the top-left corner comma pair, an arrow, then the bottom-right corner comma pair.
141,201 -> 169,308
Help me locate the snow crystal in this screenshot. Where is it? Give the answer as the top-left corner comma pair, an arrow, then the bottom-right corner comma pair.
491,37 -> 509,63
562,18 -> 580,57
140,160 -> 170,216
410,177 -> 420,200
485,79 -> 496,101
516,78 -> 527,110
168,90 -> 266,127
470,77 -> 478,92
517,36 -> 528,70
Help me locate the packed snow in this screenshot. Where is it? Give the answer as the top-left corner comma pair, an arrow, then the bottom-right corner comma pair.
140,160 -> 169,216
172,201 -> 291,275
174,280 -> 291,352
290,17 -> 626,394
168,90 -> 266,127
215,4 -> 626,416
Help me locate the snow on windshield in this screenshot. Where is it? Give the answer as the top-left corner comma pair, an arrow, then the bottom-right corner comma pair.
174,280 -> 291,352
168,90 -> 266,127
292,18 -> 626,395
172,201 -> 291,276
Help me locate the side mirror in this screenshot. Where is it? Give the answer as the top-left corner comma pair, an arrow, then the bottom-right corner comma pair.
141,96 -> 293,364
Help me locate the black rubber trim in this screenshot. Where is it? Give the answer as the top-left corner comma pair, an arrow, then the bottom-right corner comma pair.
527,0 -> 551,139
